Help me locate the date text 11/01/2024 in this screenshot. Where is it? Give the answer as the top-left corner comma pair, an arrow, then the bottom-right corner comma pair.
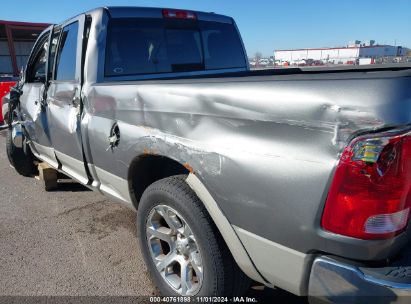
149,297 -> 258,302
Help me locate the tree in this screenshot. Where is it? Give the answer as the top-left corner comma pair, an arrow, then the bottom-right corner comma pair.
253,52 -> 263,68
254,52 -> 262,61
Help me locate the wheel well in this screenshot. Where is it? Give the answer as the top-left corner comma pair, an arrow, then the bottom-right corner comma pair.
128,155 -> 190,208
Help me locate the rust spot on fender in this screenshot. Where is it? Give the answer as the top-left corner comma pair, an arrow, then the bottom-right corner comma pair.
183,162 -> 194,173
143,148 -> 158,155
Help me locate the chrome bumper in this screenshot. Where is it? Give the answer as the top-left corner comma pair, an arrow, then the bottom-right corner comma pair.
2,102 -> 8,123
12,124 -> 23,147
309,256 -> 411,303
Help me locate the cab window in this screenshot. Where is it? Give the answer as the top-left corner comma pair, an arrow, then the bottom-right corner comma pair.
26,35 -> 49,83
54,22 -> 79,81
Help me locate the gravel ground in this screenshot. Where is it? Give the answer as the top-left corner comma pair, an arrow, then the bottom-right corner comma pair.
0,130 -> 306,304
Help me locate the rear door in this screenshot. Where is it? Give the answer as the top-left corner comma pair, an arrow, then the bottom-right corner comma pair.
46,15 -> 89,184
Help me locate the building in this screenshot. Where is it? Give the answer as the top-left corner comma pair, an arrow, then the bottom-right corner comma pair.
0,20 -> 50,77
274,40 -> 407,65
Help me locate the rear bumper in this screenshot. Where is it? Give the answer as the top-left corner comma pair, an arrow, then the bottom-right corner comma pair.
309,256 -> 411,303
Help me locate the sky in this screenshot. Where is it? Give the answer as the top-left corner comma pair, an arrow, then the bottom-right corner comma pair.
1,0 -> 410,57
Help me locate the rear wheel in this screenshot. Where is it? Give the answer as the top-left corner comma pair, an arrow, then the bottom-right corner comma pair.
137,175 -> 251,297
6,126 -> 36,177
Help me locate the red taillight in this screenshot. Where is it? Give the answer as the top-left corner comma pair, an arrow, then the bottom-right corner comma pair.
162,9 -> 197,20
321,129 -> 411,240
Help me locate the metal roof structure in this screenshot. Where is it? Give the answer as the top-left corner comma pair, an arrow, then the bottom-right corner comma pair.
0,20 -> 49,76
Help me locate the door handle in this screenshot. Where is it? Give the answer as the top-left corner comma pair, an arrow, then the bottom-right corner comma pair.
71,87 -> 79,107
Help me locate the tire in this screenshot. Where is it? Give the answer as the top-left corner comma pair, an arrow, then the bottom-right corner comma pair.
137,175 -> 251,297
6,128 -> 36,177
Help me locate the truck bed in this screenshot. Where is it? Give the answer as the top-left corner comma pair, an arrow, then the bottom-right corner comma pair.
146,63 -> 411,81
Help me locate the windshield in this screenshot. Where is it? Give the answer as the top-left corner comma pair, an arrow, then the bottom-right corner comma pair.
105,18 -> 247,77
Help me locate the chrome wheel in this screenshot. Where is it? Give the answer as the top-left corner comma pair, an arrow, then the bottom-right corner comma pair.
146,205 -> 203,295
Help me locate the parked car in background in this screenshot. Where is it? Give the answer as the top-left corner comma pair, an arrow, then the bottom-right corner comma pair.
6,6 -> 411,303
312,60 -> 324,66
359,58 -> 375,65
258,58 -> 270,66
249,60 -> 257,67
295,59 -> 307,66
305,59 -> 314,66
0,78 -> 18,124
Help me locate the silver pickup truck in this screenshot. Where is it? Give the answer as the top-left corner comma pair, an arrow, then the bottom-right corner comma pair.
4,6 -> 411,302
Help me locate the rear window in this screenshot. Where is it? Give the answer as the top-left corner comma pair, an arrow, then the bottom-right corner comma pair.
105,18 -> 246,77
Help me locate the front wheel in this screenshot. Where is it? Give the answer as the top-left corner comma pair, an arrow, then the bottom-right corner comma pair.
137,175 -> 250,297
6,126 -> 36,177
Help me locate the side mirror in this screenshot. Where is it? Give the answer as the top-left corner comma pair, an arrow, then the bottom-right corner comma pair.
19,66 -> 26,83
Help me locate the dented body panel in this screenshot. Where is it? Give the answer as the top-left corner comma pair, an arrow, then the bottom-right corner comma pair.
82,72 -> 411,261
16,6 -> 411,296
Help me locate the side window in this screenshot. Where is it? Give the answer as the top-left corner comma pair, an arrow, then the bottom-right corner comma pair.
26,36 -> 48,83
54,22 -> 78,81
48,29 -> 62,79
